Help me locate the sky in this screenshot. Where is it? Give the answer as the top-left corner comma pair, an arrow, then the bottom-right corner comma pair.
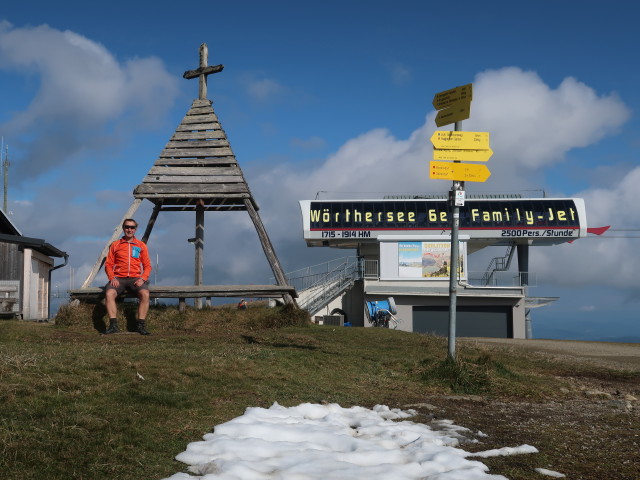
161,402 -> 551,480
1,0 -> 639,341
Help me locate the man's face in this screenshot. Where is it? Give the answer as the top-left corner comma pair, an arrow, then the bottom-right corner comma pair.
123,223 -> 137,239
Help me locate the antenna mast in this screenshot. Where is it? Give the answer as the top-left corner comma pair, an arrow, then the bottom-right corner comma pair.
1,139 -> 8,213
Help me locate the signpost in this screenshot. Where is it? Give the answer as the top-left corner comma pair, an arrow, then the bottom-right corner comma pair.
432,148 -> 493,162
429,83 -> 493,360
435,101 -> 471,127
432,83 -> 472,110
430,131 -> 490,150
429,160 -> 491,182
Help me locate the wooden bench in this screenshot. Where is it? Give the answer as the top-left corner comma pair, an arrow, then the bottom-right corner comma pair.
69,285 -> 298,312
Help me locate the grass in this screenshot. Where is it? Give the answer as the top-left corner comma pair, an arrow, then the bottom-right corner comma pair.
1,302 -> 638,479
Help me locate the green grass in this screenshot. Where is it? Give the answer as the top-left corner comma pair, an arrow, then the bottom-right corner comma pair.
1,302 -> 637,479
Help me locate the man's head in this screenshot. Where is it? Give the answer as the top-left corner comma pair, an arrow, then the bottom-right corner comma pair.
122,219 -> 138,239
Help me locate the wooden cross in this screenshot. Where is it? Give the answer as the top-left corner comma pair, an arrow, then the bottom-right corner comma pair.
183,43 -> 224,100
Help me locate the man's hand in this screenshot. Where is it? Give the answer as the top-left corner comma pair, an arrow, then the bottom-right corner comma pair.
110,278 -> 120,288
133,278 -> 145,287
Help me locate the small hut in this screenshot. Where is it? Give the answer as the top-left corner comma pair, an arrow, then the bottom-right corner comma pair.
0,210 -> 68,319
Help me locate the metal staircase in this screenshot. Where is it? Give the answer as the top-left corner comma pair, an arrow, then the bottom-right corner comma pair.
280,257 -> 363,314
481,244 -> 515,286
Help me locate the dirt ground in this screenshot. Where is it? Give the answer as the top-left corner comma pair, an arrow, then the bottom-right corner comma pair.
461,337 -> 640,371
413,338 -> 640,480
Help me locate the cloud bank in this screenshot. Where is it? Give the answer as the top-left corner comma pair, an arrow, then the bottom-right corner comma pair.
0,21 -> 179,181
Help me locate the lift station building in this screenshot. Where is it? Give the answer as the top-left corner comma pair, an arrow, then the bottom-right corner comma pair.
299,196 -> 587,338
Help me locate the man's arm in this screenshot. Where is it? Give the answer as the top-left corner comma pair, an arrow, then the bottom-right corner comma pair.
139,242 -> 152,281
104,242 -> 116,281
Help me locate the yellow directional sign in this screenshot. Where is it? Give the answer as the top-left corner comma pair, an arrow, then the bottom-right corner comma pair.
433,147 -> 493,162
435,100 -> 471,127
430,161 -> 491,182
432,84 -> 472,110
430,131 -> 490,150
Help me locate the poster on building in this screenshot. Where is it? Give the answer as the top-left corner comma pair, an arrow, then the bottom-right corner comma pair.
398,242 -> 466,279
398,242 -> 422,277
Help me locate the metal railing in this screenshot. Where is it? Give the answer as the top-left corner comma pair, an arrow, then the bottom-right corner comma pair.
481,245 -> 515,286
278,257 -> 363,314
281,256 -> 361,292
278,255 -> 534,315
468,271 -> 536,288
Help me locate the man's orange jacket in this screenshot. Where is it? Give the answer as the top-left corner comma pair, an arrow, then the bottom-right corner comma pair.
105,237 -> 152,281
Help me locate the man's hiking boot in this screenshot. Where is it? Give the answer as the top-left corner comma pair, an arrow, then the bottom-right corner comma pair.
137,322 -> 151,335
104,325 -> 120,334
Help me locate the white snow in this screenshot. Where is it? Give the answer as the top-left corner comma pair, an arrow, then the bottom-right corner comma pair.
162,403 -> 541,480
535,468 -> 566,478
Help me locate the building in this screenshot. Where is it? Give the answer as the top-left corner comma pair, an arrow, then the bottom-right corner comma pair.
0,210 -> 68,320
298,196 -> 587,338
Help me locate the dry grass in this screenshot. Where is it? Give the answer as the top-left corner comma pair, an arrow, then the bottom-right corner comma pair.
1,302 -> 638,480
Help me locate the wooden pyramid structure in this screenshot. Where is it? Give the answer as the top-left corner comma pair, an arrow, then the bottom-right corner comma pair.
77,44 -> 295,306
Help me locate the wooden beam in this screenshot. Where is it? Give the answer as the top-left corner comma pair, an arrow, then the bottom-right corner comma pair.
171,131 -> 226,141
147,165 -> 242,177
159,147 -> 234,157
141,202 -> 162,244
142,175 -> 245,184
164,140 -> 229,149
134,184 -> 249,195
151,157 -> 238,166
134,192 -> 251,201
160,206 -> 247,212
180,113 -> 219,124
243,198 -> 295,306
187,106 -> 216,116
176,122 -> 222,132
70,284 -> 298,300
191,99 -> 212,108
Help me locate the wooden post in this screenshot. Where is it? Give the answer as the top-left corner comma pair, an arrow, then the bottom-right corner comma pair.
141,202 -> 162,244
194,201 -> 205,309
244,199 -> 295,306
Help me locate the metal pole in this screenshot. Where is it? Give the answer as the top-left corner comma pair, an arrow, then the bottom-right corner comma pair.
3,144 -> 8,214
447,120 -> 464,359
517,244 -> 531,338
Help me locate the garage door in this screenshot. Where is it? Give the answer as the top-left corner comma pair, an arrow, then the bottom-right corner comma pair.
413,305 -> 512,338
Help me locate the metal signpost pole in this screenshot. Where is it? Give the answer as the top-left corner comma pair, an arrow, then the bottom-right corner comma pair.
448,120 -> 463,360
431,83 -> 488,360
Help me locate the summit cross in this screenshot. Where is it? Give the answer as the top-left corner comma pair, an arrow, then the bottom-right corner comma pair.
183,43 -> 224,100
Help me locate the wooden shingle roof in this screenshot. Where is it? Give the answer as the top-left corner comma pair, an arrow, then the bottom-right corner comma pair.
133,99 -> 256,211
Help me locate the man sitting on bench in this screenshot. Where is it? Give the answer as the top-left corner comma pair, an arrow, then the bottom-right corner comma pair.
104,219 -> 152,335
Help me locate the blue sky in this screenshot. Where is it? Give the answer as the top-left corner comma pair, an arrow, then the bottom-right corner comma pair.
1,1 -> 639,341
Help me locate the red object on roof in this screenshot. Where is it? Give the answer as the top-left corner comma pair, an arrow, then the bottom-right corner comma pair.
587,226 -> 610,236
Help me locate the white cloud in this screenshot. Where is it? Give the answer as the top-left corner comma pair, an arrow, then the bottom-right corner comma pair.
532,165 -> 640,289
466,67 -> 630,168
579,305 -> 596,312
386,61 -> 411,86
0,21 -> 179,181
245,76 -> 286,102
